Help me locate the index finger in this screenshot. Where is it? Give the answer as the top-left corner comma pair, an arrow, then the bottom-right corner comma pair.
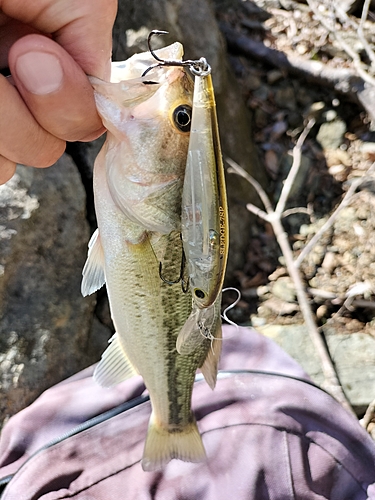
0,0 -> 117,79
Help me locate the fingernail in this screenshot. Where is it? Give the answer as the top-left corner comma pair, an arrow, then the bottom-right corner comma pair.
15,52 -> 63,95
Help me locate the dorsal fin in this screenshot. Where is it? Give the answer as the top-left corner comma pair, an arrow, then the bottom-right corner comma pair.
81,229 -> 105,297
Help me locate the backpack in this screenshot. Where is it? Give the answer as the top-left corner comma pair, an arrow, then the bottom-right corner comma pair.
1,326 -> 375,499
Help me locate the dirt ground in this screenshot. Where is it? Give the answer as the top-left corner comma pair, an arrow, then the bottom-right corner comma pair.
215,0 -> 375,342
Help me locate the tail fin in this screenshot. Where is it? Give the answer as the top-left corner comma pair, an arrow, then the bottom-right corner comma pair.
142,413 -> 206,471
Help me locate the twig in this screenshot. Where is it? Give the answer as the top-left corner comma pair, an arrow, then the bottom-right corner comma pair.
282,207 -> 311,218
227,123 -> 355,415
226,159 -> 274,214
360,0 -> 372,33
295,163 -> 375,268
275,118 -> 315,215
308,287 -> 375,309
334,3 -> 375,69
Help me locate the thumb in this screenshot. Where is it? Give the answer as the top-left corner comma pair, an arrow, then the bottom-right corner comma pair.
9,34 -> 105,142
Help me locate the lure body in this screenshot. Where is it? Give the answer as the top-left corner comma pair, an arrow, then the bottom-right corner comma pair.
181,73 -> 229,309
177,70 -> 229,356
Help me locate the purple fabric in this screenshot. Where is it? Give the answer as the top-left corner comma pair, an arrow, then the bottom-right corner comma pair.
0,326 -> 375,499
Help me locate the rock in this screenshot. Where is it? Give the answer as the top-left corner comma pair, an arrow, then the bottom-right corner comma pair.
267,69 -> 283,85
321,251 -> 336,273
258,323 -> 375,414
271,277 -> 297,303
359,142 -> 375,160
260,297 -> 299,315
253,85 -> 270,102
246,73 -> 262,90
325,148 -> 351,167
250,315 -> 267,328
264,149 -> 279,179
316,119 -> 347,150
334,207 -> 357,232
0,157 -> 98,427
324,110 -> 337,122
287,111 -> 302,128
254,107 -> 268,128
274,86 -> 297,111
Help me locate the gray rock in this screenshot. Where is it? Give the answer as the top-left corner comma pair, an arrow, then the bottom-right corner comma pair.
271,277 -> 297,303
316,119 -> 347,150
246,74 -> 262,91
0,157 -> 97,427
258,323 -> 375,414
260,297 -> 299,315
267,69 -> 283,85
274,86 -> 297,111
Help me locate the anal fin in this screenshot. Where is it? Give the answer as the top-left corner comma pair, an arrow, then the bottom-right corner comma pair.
142,413 -> 206,471
81,229 -> 105,297
94,333 -> 138,387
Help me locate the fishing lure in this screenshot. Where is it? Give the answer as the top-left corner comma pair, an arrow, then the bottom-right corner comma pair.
143,31 -> 229,311
143,31 -> 229,359
181,64 -> 229,309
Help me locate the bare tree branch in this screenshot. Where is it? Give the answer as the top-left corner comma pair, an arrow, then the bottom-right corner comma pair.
275,118 -> 315,215
227,122 -> 355,414
226,158 -> 274,214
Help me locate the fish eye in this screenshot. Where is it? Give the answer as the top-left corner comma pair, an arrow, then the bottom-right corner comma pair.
173,105 -> 192,132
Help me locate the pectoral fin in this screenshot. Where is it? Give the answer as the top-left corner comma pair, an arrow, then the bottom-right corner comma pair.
94,333 -> 138,387
81,229 -> 105,297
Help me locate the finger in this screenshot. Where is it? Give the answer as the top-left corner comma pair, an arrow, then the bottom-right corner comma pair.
0,155 -> 16,184
0,74 -> 65,167
1,0 -> 117,79
9,34 -> 105,142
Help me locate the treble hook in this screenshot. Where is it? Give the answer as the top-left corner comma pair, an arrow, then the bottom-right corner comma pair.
141,30 -> 211,78
159,239 -> 189,293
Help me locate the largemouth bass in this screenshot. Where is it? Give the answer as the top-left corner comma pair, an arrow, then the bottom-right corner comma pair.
81,42 -> 222,471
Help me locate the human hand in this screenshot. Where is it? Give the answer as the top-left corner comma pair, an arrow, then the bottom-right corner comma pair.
0,0 -> 118,184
